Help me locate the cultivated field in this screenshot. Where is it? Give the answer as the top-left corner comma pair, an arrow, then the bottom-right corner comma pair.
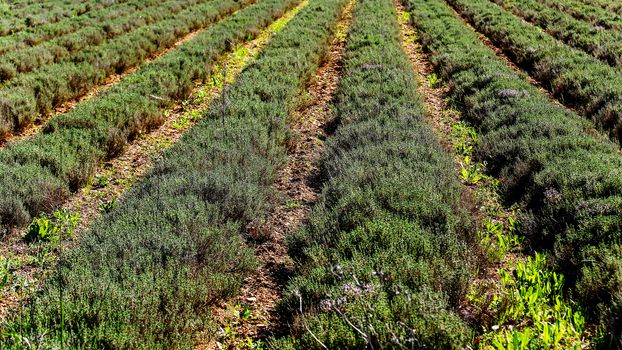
0,0 -> 620,348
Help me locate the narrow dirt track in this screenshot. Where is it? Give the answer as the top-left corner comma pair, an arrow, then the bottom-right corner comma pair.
0,0 -> 258,148
206,1 -> 355,348
395,1 -> 454,146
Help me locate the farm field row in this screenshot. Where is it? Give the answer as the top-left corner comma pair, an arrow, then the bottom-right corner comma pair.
492,0 -> 622,67
0,0 -> 109,37
413,0 -> 621,345
0,0 -> 146,56
0,0 -> 264,230
0,0 -> 620,348
1,0 -> 347,347
539,0 -> 622,30
0,0 -> 247,140
447,0 -> 622,146
273,0 -> 476,347
0,0 -> 204,79
580,0 -> 622,15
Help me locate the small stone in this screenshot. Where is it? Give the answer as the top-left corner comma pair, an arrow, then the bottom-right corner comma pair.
246,297 -> 257,302
498,89 -> 528,98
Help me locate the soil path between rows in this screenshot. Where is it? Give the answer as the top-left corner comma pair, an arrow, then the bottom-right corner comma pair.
206,1 -> 355,348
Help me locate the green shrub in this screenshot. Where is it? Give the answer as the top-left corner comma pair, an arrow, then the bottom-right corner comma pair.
275,0 -> 476,348
407,0 -> 622,343
22,209 -> 79,244
23,213 -> 60,244
446,0 -> 622,146
0,0 -> 347,347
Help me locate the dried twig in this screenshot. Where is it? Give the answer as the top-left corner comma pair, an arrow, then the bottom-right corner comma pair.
297,291 -> 328,350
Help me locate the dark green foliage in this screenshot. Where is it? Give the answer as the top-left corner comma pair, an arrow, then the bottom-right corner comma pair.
0,0 -> 104,37
406,0 -> 622,344
491,0 -> 622,67
0,0 -> 263,229
275,0 -> 475,348
580,0 -> 622,16
0,0 -> 346,347
0,0 -> 199,79
538,0 -> 622,31
446,0 -> 622,146
0,0 -> 249,136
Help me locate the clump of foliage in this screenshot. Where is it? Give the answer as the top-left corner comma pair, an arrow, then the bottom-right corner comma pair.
0,0 -> 261,229
0,0 -> 347,347
407,0 -> 622,344
272,0 -> 477,348
471,254 -> 592,349
446,0 -> 622,147
22,208 -> 79,245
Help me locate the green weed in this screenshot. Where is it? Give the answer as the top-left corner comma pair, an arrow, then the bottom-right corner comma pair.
23,214 -> 60,245
477,254 -> 590,349
451,121 -> 477,156
460,156 -> 486,184
427,72 -> 439,87
172,109 -> 203,130
98,198 -> 117,214
93,174 -> 109,188
22,209 -> 79,244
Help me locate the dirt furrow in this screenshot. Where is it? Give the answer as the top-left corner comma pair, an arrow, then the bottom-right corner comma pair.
206,1 -> 355,348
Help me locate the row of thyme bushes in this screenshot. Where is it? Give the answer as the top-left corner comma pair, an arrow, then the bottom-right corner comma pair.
491,0 -> 622,67
0,0 -> 106,37
538,0 -> 622,31
580,0 -> 622,16
407,0 -> 621,345
0,0 -> 239,138
0,0 -> 267,231
0,0 -> 144,56
0,0 -> 348,347
446,0 -> 622,146
271,0 -> 477,348
0,0 -> 203,80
